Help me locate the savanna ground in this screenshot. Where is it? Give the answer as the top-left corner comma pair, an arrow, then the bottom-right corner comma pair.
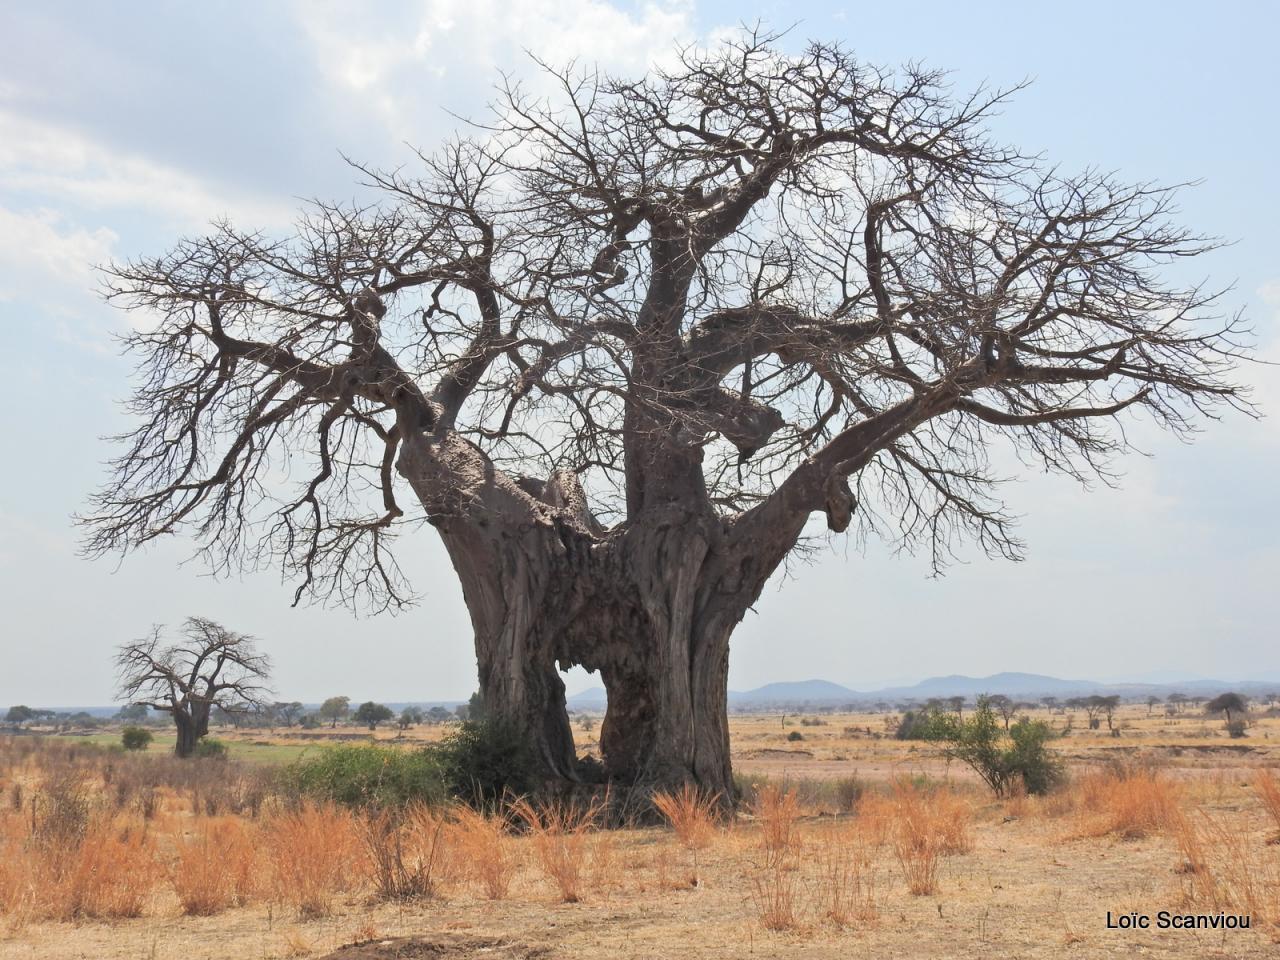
1,704 -> 1278,959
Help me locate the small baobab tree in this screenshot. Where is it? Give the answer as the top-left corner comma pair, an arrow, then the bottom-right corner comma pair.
83,31 -> 1251,799
115,617 -> 273,757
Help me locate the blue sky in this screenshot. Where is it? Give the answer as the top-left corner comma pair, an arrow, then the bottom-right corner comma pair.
1,1 -> 1277,707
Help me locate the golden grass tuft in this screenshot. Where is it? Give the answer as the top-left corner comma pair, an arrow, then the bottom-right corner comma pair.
1173,809 -> 1280,924
1255,769 -> 1280,835
266,801 -> 360,917
38,816 -> 162,920
452,805 -> 518,900
652,784 -> 720,885
1072,766 -> 1179,839
511,797 -> 601,903
750,863 -> 800,931
170,816 -> 260,915
752,783 -> 801,867
814,822 -> 882,927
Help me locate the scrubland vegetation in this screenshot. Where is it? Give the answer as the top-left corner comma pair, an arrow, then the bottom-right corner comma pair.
0,705 -> 1278,959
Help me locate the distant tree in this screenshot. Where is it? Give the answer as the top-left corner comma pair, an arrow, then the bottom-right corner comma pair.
467,691 -> 486,722
115,617 -> 273,758
4,705 -> 36,727
1040,697 -> 1060,713
1095,695 -> 1121,735
987,694 -> 1017,731
66,711 -> 99,729
121,726 -> 153,751
1204,692 -> 1248,725
115,703 -> 150,723
425,706 -> 453,724
946,696 -> 966,718
354,701 -> 394,730
1167,693 -> 1188,713
1076,696 -> 1107,730
299,713 -> 322,730
273,701 -> 305,728
318,696 -> 351,729
1146,695 -> 1161,715
398,706 -> 424,729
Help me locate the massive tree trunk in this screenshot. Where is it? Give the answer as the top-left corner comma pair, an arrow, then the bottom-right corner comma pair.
174,713 -> 198,758
397,419 -> 799,800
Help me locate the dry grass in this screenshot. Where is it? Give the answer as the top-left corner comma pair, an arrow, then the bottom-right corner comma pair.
170,817 -> 259,915
651,784 -> 719,885
452,805 -> 518,899
5,716 -> 1280,957
1071,765 -> 1179,839
752,783 -> 801,867
265,801 -> 360,917
1174,809 -> 1280,924
1256,769 -> 1280,835
511,797 -> 601,903
361,803 -> 455,902
865,780 -> 970,896
37,816 -> 161,920
750,863 -> 800,931
814,823 -> 882,927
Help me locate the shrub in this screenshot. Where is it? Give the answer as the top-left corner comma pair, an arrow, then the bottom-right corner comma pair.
786,730 -> 804,742
1226,719 -> 1248,738
435,718 -> 536,807
120,726 -> 153,751
195,738 -> 229,760
915,697 -> 1063,796
894,710 -> 932,740
282,745 -> 447,809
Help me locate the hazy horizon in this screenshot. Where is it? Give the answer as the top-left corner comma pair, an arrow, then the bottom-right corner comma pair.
2,1 -> 1278,707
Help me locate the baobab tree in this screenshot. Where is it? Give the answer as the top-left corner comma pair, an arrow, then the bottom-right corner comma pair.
115,618 -> 273,757
83,33 -> 1250,799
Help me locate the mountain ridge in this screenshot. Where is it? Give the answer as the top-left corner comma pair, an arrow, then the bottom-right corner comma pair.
565,671 -> 1279,707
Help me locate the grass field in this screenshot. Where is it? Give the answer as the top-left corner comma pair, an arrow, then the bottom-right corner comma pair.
1,704 -> 1277,959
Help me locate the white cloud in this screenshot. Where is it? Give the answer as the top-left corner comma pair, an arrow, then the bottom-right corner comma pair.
0,109 -> 293,229
295,0 -> 696,141
0,205 -> 116,305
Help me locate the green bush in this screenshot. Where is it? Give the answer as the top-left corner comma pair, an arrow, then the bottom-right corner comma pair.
435,718 -> 536,807
787,730 -> 804,742
194,738 -> 229,760
916,696 -> 1063,797
282,745 -> 447,808
120,726 -> 153,751
894,710 -> 934,740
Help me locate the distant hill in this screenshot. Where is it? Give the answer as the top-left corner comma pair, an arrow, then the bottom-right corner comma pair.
729,679 -> 857,703
873,672 -> 1104,701
567,687 -> 608,706
568,671 -> 1277,710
